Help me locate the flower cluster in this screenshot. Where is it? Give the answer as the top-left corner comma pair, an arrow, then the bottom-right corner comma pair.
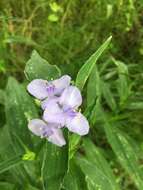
27,75 -> 89,147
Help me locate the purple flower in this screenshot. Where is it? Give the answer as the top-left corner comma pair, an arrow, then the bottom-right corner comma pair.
27,75 -> 71,100
27,75 -> 89,147
28,119 -> 66,147
43,86 -> 89,136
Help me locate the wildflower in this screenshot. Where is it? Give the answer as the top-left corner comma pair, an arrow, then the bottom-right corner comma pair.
27,75 -> 71,100
27,75 -> 89,147
28,119 -> 66,147
43,86 -> 89,136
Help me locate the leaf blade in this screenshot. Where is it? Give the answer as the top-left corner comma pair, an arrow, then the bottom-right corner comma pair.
24,50 -> 61,81
76,36 -> 112,90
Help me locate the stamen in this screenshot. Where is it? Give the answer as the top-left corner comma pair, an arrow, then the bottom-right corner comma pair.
42,128 -> 53,137
46,83 -> 55,96
64,107 -> 77,118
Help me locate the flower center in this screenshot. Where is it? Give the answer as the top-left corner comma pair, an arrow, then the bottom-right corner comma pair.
41,127 -> 53,138
63,107 -> 77,118
46,83 -> 55,96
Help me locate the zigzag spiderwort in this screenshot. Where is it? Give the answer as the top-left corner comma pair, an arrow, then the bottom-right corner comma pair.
27,75 -> 89,147
28,119 -> 66,147
27,75 -> 71,100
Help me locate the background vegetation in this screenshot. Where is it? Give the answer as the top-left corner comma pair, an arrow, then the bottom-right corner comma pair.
0,0 -> 143,189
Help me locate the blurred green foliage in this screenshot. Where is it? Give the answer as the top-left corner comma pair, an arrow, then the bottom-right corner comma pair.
0,0 -> 143,83
0,0 -> 143,190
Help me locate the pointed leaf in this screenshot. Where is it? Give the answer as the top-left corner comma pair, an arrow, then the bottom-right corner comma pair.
104,121 -> 143,189
76,36 -> 112,90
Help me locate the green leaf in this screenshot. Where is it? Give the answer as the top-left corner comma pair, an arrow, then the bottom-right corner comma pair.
104,121 -> 143,189
5,77 -> 38,152
0,89 -> 5,105
89,97 -> 102,125
102,81 -> 116,111
4,35 -> 37,46
41,142 -> 68,190
4,77 -> 39,185
24,50 -> 61,81
0,182 -> 15,190
128,101 -> 143,110
0,154 -> 23,174
77,156 -> 117,190
87,65 -> 101,106
76,36 -> 112,90
26,184 -> 39,190
49,2 -> 63,13
112,58 -> 131,107
62,160 -> 87,190
0,126 -> 11,153
48,14 -> 59,22
68,134 -> 81,160
83,138 -> 120,190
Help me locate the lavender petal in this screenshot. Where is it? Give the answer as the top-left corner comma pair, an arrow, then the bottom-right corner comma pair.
60,86 -> 82,109
43,101 -> 65,126
41,97 -> 59,110
27,79 -> 49,100
48,127 -> 66,147
52,75 -> 71,95
66,112 -> 89,136
28,119 -> 53,137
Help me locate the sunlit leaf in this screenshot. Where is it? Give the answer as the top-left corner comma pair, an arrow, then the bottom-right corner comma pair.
48,14 -> 59,22
24,50 -> 61,81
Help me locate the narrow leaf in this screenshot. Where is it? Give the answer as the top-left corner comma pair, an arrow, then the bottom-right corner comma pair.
0,154 -> 23,174
87,65 -> 101,106
83,138 -> 120,190
77,157 -> 116,190
104,121 -> 143,189
102,81 -> 116,111
76,36 -> 112,90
